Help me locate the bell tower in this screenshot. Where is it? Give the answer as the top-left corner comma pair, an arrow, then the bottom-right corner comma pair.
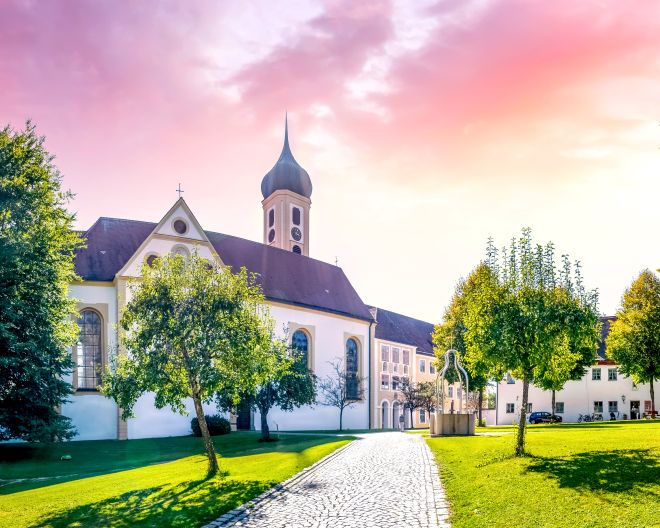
261,115 -> 312,256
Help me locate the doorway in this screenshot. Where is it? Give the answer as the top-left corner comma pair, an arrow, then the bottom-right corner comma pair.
630,400 -> 640,420
237,402 -> 252,430
381,401 -> 389,429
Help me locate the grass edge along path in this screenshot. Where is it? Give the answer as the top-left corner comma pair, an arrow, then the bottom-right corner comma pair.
426,421 -> 659,528
0,432 -> 353,528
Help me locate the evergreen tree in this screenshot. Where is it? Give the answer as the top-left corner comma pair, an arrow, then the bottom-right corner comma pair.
0,122 -> 81,442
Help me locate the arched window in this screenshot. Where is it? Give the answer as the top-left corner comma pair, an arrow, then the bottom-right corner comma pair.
291,330 -> 309,366
345,338 -> 359,400
292,245 -> 302,254
76,310 -> 103,390
268,208 -> 275,228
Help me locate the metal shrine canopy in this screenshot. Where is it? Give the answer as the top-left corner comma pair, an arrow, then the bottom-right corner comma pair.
436,349 -> 470,413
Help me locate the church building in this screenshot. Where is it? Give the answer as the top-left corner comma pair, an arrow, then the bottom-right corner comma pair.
66,118 -> 437,440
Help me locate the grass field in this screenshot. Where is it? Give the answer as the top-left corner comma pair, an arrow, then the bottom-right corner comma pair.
0,432 -> 352,528
427,421 -> 659,528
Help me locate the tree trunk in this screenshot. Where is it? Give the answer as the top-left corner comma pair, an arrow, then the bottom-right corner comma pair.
192,392 -> 219,475
260,408 -> 270,441
410,407 -> 414,428
515,378 -> 529,457
551,390 -> 556,416
478,389 -> 484,424
339,406 -> 344,431
650,379 -> 656,418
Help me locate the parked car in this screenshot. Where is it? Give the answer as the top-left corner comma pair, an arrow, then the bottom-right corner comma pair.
528,411 -> 562,424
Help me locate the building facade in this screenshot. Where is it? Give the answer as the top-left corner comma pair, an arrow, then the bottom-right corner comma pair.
496,317 -> 654,424
64,120 -> 437,440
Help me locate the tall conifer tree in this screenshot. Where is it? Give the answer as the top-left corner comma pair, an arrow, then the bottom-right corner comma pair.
0,122 -> 81,442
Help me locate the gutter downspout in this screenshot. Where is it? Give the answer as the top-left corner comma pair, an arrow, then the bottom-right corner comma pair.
368,318 -> 373,429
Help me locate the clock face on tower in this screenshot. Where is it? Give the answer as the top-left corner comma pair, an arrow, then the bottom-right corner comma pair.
291,227 -> 302,241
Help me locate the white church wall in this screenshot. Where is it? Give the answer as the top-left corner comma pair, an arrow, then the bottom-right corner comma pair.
127,393 -> 224,439
120,237 -> 217,278
496,368 -> 653,425
63,284 -> 119,440
262,302 -> 372,431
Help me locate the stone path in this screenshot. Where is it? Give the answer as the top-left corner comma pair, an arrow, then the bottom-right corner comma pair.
204,432 -> 451,528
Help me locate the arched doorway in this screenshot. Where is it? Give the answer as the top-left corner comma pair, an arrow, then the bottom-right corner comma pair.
404,407 -> 411,429
392,401 -> 401,430
381,401 -> 389,429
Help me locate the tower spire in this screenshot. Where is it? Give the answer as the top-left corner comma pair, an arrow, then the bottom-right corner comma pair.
281,112 -> 291,158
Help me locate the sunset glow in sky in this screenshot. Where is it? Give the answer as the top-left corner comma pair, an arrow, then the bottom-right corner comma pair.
2,0 -> 659,322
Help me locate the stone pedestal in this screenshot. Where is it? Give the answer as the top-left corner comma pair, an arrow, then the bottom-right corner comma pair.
431,413 -> 475,436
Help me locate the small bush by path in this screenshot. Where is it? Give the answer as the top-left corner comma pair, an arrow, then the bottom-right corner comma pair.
426,421 -> 659,528
0,432 -> 352,528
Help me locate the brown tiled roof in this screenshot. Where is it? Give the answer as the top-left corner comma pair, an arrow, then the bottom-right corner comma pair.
74,217 -> 373,321
370,306 -> 435,355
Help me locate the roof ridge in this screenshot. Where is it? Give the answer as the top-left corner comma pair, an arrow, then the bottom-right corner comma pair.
368,305 -> 434,326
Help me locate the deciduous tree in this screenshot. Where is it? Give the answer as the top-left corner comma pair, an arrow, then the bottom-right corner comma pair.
318,359 -> 365,431
0,122 -> 82,442
607,270 -> 660,417
103,252 -> 275,475
465,229 -> 600,456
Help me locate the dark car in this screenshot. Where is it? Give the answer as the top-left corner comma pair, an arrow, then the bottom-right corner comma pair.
528,411 -> 562,424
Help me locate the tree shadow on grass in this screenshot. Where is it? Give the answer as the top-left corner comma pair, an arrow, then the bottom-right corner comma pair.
526,449 -> 660,495
33,476 -> 271,528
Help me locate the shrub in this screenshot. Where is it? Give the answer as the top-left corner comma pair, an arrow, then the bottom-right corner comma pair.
191,415 -> 231,437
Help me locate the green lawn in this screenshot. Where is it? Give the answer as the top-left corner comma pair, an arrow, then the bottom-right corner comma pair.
0,432 -> 352,528
427,421 -> 660,528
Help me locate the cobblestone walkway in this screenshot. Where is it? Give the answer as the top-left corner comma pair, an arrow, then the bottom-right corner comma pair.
204,432 -> 450,528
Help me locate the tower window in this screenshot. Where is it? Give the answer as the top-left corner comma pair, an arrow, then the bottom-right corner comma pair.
268,229 -> 275,243
268,208 -> 275,228
292,245 -> 302,254
292,207 -> 301,226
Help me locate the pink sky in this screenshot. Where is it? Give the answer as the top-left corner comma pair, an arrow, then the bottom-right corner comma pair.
2,0 -> 659,321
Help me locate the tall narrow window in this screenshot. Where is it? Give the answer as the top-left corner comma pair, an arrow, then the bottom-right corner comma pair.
76,310 -> 102,390
268,208 -> 275,228
402,349 -> 410,365
346,338 -> 359,400
292,207 -> 301,226
381,345 -> 390,362
291,330 -> 309,367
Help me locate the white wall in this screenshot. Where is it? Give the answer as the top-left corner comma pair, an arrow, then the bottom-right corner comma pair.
127,393 -> 224,439
64,284 -> 119,440
257,303 -> 372,431
497,367 -> 653,424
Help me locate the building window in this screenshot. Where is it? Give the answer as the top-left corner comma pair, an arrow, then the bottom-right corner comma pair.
392,376 -> 400,391
429,364 -> 436,375
608,401 -> 618,413
555,402 -> 564,414
381,374 -> 389,390
291,330 -> 309,366
402,349 -> 410,365
527,403 -> 533,413
457,387 -> 462,400
506,403 -> 515,414
145,254 -> 159,267
268,208 -> 275,228
173,219 -> 188,235
268,229 -> 275,243
75,310 -> 103,390
608,368 -> 618,381
506,372 -> 515,384
292,207 -> 301,226
594,401 -> 603,413
346,338 -> 359,400
172,244 -> 190,258
448,386 -> 453,398
392,347 -> 400,363
381,345 -> 390,362
592,368 -> 601,381
419,359 -> 426,373
382,361 -> 389,373
420,409 -> 426,423
292,245 -> 302,254
644,400 -> 652,413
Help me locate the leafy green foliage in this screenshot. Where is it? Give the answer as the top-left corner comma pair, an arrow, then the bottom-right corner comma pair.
102,252 -> 276,474
0,122 -> 82,442
463,229 -> 600,455
191,415 -> 231,437
607,270 -> 660,415
217,337 -> 316,441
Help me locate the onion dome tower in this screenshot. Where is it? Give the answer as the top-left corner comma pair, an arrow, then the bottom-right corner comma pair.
261,115 -> 312,256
